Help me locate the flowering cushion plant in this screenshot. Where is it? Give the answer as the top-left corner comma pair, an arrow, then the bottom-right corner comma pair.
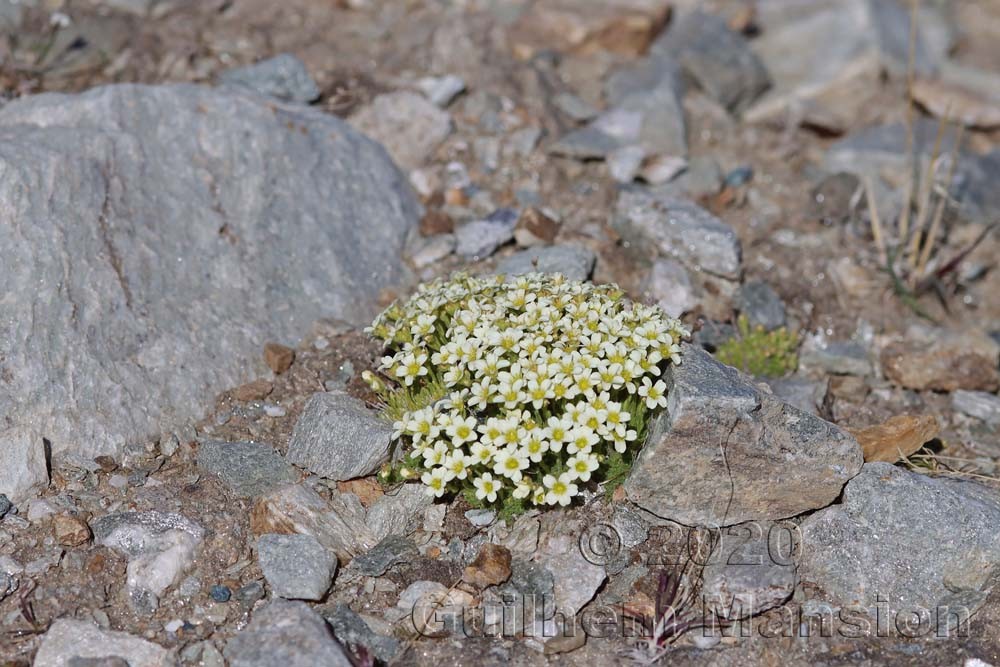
363,273 -> 688,514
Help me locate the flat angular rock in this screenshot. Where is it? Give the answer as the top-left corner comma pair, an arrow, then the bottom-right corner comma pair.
90,511 -> 204,613
653,11 -> 770,113
762,377 -> 827,416
198,440 -> 298,498
0,84 -> 419,463
455,209 -> 519,260
349,91 -> 452,170
798,463 -> 1000,631
613,190 -> 742,279
643,258 -> 697,318
0,426 -> 48,503
251,483 -> 375,563
34,619 -> 173,667
322,604 -> 401,662
624,344 -> 863,526
509,0 -> 671,59
746,0 -> 946,126
495,245 -> 596,282
225,600 -> 352,667
702,521 -> 797,619
365,483 -> 432,541
218,53 -> 320,104
735,282 -> 786,331
533,512 -> 606,615
286,393 -> 392,481
349,535 -> 418,577
881,332 -> 999,392
800,336 -> 873,377
257,533 -> 336,601
953,390 -> 1000,425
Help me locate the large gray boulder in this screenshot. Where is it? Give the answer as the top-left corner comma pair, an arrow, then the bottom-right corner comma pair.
0,84 -> 419,463
798,462 -> 1000,633
624,345 -> 863,526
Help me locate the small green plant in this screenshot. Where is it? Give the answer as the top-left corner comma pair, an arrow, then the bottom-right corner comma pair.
364,272 -> 689,513
715,315 -> 798,377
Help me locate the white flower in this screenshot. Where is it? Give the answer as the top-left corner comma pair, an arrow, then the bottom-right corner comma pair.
638,377 -> 668,409
566,454 -> 599,482
543,473 -> 578,506
368,272 -> 689,507
421,467 -> 448,497
446,415 -> 478,446
493,447 -> 529,482
395,350 -> 429,386
473,473 -> 502,503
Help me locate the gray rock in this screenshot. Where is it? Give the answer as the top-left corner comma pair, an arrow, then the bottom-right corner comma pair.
534,513 -> 606,615
495,245 -> 596,282
702,521 -> 796,619
495,558 -> 556,625
613,190 -> 742,279
366,483 -> 433,541
218,54 -> 320,104
735,282 -> 786,331
654,11 -> 770,113
606,145 -> 645,183
799,462 -> 1000,631
225,600 -> 352,667
553,92 -> 599,122
549,125 -> 621,160
624,344 -> 863,526
34,619 -> 172,667
0,84 -> 418,463
350,535 -> 418,577
800,336 -> 873,377
610,504 -> 649,549
197,440 -> 297,498
91,511 -> 204,612
67,657 -> 130,667
746,0 -> 944,125
286,393 -> 392,481
257,533 -> 337,601
415,75 -> 466,108
0,493 -> 10,519
406,233 -> 456,269
0,426 -> 48,503
693,319 -> 737,351
464,509 -> 496,527
953,390 -> 1000,425
643,258 -> 697,318
254,484 -> 375,563
455,209 -> 519,260
349,91 -> 452,170
322,603 -> 401,662
763,377 -> 827,416
602,54 -> 687,158
663,155 -> 723,199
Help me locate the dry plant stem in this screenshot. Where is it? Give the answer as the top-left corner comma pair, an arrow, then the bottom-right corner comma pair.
898,0 -> 918,245
907,110 -> 950,271
916,124 -> 965,278
864,177 -> 888,267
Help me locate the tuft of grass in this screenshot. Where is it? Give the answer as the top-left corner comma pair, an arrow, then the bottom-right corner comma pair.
715,315 -> 799,377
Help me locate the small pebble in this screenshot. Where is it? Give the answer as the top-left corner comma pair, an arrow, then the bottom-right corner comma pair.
264,404 -> 287,418
210,584 -> 232,603
724,165 -> 753,187
0,494 -> 11,519
313,337 -> 330,350
108,474 -> 128,489
236,581 -> 265,603
164,619 -> 184,633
